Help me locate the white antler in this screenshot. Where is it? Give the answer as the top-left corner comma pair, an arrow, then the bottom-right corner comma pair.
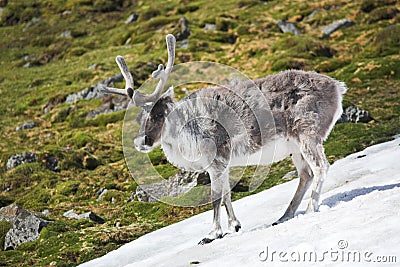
140,34 -> 176,103
100,34 -> 176,106
99,56 -> 134,98
116,55 -> 134,90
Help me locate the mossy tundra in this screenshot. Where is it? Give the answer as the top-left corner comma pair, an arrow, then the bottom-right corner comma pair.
0,0 -> 399,266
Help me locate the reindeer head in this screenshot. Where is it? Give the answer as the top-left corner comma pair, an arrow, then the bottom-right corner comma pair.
101,34 -> 176,153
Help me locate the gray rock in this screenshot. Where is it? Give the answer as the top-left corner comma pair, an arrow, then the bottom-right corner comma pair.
65,74 -> 123,104
16,121 -> 35,131
203,24 -> 217,31
59,30 -> 72,38
0,204 -> 49,250
63,209 -> 105,224
125,13 -> 138,24
277,20 -> 300,35
136,170 -> 202,202
88,63 -> 97,70
177,39 -> 189,49
6,152 -> 37,170
322,19 -> 354,38
337,105 -> 373,123
96,188 -> 108,201
175,17 -> 190,41
44,155 -> 60,172
62,10 -> 72,15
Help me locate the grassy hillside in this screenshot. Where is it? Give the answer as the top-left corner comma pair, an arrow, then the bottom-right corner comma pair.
0,0 -> 399,266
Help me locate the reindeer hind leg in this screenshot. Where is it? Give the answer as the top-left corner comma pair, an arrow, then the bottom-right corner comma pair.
273,151 -> 313,225
298,136 -> 329,213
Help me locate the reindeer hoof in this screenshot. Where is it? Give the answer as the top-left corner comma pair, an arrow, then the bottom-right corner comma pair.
198,233 -> 223,245
235,224 -> 241,232
198,238 -> 214,245
272,216 -> 290,226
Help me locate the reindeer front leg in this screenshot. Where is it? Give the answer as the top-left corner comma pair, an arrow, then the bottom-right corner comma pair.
198,168 -> 225,245
222,175 -> 241,234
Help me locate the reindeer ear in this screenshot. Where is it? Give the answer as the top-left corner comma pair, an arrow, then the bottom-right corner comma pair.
161,86 -> 174,100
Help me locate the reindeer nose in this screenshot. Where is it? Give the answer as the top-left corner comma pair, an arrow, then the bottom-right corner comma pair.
133,137 -> 143,149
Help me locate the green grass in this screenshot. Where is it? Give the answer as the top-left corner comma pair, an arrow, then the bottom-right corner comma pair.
0,0 -> 399,266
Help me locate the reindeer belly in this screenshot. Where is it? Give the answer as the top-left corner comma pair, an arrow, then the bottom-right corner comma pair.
229,138 -> 294,167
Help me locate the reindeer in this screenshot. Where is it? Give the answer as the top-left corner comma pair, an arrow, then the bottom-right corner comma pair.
100,34 -> 347,244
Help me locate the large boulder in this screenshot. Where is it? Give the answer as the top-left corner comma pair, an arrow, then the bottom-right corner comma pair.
136,170 -> 208,202
0,204 -> 49,250
6,152 -> 37,170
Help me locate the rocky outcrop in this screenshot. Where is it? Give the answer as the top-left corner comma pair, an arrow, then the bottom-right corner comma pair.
6,152 -> 37,170
337,105 -> 373,123
277,20 -> 300,35
322,19 -> 355,38
0,204 -> 50,250
65,74 -> 123,104
136,170 -> 208,202
63,210 -> 105,224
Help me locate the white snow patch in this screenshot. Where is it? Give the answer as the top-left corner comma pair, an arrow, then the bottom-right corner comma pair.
79,137 -> 400,267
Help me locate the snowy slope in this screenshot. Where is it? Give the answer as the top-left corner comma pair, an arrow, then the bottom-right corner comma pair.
80,137 -> 400,267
